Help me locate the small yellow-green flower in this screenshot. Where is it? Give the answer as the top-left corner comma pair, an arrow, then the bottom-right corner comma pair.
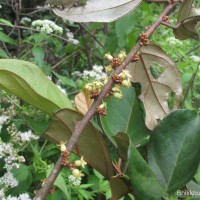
72,169 -> 84,178
75,156 -> 87,168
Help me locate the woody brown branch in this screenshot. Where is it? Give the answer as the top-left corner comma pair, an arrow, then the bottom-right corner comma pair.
35,1 -> 180,199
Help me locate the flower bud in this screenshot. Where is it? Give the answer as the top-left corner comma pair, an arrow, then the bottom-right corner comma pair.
122,80 -> 131,88
105,53 -> 113,61
113,92 -> 123,99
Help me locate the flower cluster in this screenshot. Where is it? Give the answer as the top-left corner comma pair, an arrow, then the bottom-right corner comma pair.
59,142 -> 87,187
190,55 -> 200,63
20,17 -> 32,25
31,19 -> 63,35
0,171 -> 32,200
0,171 -> 18,188
3,193 -> 32,200
166,36 -> 183,47
66,29 -> 79,45
83,65 -> 107,81
0,91 -> 38,199
82,51 -> 131,116
69,156 -> 87,186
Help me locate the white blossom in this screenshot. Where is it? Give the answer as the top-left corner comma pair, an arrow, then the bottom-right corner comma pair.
20,17 -> 32,25
71,71 -> 82,77
68,175 -> 81,186
32,20 -> 63,35
18,193 -> 32,200
18,130 -> 39,142
0,171 -> 18,188
190,55 -> 200,63
0,189 -> 5,199
0,115 -> 9,130
83,65 -> 107,81
56,85 -> 67,95
166,37 -> 182,46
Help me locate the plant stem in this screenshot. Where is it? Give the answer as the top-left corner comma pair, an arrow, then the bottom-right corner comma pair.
35,1 -> 180,199
180,63 -> 200,108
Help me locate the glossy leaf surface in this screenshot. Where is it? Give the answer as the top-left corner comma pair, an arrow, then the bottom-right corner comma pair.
45,109 -> 114,179
128,146 -> 167,200
148,109 -> 200,193
173,0 -> 200,40
101,87 -> 149,146
0,59 -> 74,115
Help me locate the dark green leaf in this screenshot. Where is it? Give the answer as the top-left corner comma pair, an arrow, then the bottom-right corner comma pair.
0,59 -> 75,115
11,164 -> 33,195
109,175 -> 132,200
114,132 -> 130,161
148,109 -> 200,193
44,109 -> 114,179
128,146 -> 167,200
101,87 -> 150,146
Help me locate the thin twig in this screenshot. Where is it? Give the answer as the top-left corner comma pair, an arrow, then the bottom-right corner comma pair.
180,63 -> 200,108
51,50 -> 80,70
80,25 -> 92,68
161,21 -> 180,29
80,23 -> 104,48
35,1 -> 180,200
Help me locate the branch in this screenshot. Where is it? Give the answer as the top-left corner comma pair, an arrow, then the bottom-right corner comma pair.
180,63 -> 200,108
35,1 -> 180,199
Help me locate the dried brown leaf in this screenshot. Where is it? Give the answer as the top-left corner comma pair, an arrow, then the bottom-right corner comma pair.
128,44 -> 182,130
74,89 -> 93,115
50,0 -> 142,22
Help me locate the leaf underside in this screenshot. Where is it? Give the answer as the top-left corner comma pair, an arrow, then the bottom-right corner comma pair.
128,44 -> 182,130
51,0 -> 142,22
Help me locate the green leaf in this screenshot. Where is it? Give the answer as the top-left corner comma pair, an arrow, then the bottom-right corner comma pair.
0,18 -> 13,27
148,109 -> 200,193
0,31 -> 17,45
25,118 -> 49,135
128,146 -> 167,200
52,71 -> 76,88
32,47 -> 45,67
173,0 -> 200,40
0,59 -> 75,115
109,175 -> 132,200
11,164 -> 33,195
54,173 -> 70,199
114,133 -> 130,161
44,109 -> 114,179
0,48 -> 9,58
101,87 -> 150,146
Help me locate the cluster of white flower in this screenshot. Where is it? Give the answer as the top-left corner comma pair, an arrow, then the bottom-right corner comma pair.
0,5 -> 2,9
0,171 -> 18,188
190,55 -> 200,63
0,115 -> 9,130
20,17 -> 32,25
68,175 -> 82,186
83,65 -> 107,81
56,84 -> 67,95
0,139 -> 26,170
4,193 -> 32,200
166,37 -> 183,46
68,156 -> 87,186
0,189 -> 5,199
31,19 -> 63,35
66,29 -> 79,45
